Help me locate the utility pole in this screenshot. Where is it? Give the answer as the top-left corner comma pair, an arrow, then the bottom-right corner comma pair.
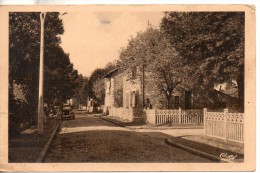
38,12 -> 47,134
142,64 -> 145,108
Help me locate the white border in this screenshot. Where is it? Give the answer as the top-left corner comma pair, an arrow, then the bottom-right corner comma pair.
0,1 -> 258,172
0,0 -> 258,4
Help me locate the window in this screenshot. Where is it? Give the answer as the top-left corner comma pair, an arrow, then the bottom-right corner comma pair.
174,96 -> 180,108
126,93 -> 129,109
131,91 -> 136,108
106,79 -> 111,95
132,67 -> 137,78
185,91 -> 192,109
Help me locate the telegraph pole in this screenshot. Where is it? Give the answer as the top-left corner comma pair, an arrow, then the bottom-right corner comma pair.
142,64 -> 145,108
38,12 -> 47,134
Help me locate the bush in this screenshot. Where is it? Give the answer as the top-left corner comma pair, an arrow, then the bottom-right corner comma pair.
9,98 -> 36,138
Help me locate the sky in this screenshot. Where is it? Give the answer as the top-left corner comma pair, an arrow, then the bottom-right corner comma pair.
59,11 -> 164,77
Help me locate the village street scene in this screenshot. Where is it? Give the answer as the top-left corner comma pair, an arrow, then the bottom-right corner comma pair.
8,10 -> 245,164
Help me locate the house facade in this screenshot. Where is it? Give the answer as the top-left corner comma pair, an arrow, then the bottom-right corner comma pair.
103,68 -> 240,122
103,68 -> 194,122
104,68 -> 145,121
104,68 -> 118,114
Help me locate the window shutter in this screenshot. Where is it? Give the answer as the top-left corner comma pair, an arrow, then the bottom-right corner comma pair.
126,93 -> 129,109
106,80 -> 111,94
130,92 -> 132,107
132,91 -> 136,108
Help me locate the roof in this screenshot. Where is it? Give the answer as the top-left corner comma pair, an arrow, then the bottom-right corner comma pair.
214,89 -> 238,100
214,83 -> 239,99
103,68 -> 119,78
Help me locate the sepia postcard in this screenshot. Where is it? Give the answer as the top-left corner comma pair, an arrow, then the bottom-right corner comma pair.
0,4 -> 256,172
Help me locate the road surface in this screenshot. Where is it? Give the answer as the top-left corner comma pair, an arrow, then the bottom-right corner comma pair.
44,111 -> 213,163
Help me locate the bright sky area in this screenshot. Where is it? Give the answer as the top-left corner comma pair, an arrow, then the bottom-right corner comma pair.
59,11 -> 164,77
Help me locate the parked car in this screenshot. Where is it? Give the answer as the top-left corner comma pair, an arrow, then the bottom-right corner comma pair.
61,104 -> 75,120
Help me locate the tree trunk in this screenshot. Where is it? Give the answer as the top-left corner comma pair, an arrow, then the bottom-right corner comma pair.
237,73 -> 244,112
166,95 -> 174,109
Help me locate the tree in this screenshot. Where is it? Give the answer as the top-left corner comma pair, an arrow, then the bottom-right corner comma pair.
44,46 -> 79,103
120,27 -> 183,109
72,74 -> 89,105
88,68 -> 107,104
161,12 -> 245,111
9,12 -> 78,133
87,61 -> 119,105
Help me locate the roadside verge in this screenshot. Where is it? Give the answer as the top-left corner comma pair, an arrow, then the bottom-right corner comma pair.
165,138 -> 243,163
36,119 -> 61,163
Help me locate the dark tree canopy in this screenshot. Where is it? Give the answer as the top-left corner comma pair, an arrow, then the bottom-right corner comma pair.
44,46 -> 79,103
72,74 -> 89,105
9,12 -> 79,132
161,12 -> 244,110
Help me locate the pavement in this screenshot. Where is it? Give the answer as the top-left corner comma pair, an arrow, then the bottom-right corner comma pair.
99,115 -> 244,163
8,117 -> 61,163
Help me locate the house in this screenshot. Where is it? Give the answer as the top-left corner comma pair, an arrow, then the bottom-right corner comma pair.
170,84 -> 240,111
103,67 -> 194,122
78,96 -> 102,113
211,84 -> 240,112
103,67 -> 240,122
103,67 -> 197,121
69,95 -> 102,112
103,68 -> 119,114
103,68 -> 145,122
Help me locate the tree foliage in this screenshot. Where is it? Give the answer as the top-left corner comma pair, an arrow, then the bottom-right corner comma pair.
87,61 -> 119,105
9,12 -> 79,132
44,46 -> 79,103
161,12 -> 244,110
120,27 -> 183,108
72,74 -> 89,105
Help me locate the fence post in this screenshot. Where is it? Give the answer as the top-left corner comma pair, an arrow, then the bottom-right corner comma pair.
154,108 -> 157,125
178,107 -> 182,124
224,108 -> 228,141
203,108 -> 207,137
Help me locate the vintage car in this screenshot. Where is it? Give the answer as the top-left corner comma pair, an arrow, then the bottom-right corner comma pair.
61,104 -> 75,120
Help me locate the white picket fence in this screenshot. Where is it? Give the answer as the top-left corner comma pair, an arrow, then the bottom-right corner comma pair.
111,106 -> 244,143
145,108 -> 203,125
156,109 -> 179,124
204,108 -> 244,143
